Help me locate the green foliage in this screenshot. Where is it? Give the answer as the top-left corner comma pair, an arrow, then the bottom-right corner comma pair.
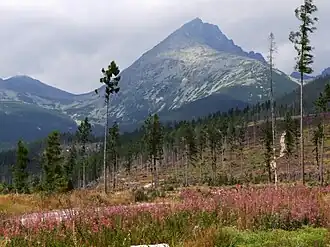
289,0 -> 318,76
77,117 -> 92,155
64,145 -> 77,190
12,140 -> 29,193
42,131 -> 66,193
143,114 -> 164,185
95,61 -> 121,194
132,188 -> 165,202
95,61 -> 121,103
29,175 -> 43,193
0,182 -> 11,194
77,117 -> 92,188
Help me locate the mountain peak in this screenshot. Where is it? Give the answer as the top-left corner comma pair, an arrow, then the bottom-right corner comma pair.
148,18 -> 266,63
187,17 -> 203,24
179,17 -> 224,39
0,75 -> 75,101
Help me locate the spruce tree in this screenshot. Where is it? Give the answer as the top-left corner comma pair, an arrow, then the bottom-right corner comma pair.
64,145 -> 77,190
289,0 -> 318,184
77,117 -> 92,188
12,140 -> 29,193
43,131 -> 64,192
95,61 -> 120,194
143,114 -> 163,188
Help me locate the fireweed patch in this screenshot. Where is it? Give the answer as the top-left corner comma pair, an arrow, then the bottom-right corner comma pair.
2,185 -> 330,245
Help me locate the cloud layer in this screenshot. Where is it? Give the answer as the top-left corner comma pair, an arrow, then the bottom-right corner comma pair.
0,0 -> 329,93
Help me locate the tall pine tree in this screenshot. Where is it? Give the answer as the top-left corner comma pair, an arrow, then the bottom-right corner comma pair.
95,61 -> 120,194
289,0 -> 318,184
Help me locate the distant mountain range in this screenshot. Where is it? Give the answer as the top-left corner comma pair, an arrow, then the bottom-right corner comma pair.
290,67 -> 330,82
1,17 -> 323,148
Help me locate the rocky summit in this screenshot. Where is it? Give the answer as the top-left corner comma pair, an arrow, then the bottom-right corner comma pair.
69,18 -> 297,126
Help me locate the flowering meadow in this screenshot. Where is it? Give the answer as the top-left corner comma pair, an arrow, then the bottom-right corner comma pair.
2,185 -> 330,246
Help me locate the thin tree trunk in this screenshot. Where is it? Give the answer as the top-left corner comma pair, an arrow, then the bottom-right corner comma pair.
103,101 -> 109,194
269,32 -> 277,187
83,159 -> 86,189
320,121 -> 325,186
300,73 -> 305,184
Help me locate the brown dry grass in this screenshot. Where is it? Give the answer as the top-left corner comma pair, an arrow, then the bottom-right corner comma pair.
0,189 -> 134,217
0,240 -> 7,247
182,226 -> 221,247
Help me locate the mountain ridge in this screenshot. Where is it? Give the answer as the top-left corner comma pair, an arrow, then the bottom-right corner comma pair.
0,17 -> 298,145
290,67 -> 330,81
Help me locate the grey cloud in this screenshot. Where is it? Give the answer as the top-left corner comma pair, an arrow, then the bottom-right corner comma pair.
0,0 -> 329,93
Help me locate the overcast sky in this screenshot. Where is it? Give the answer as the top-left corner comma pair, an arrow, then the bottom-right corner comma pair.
0,0 -> 329,94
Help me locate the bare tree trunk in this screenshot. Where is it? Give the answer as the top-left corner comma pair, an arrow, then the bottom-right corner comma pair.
300,73 -> 305,184
320,121 -> 325,186
103,101 -> 109,194
269,32 -> 278,187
